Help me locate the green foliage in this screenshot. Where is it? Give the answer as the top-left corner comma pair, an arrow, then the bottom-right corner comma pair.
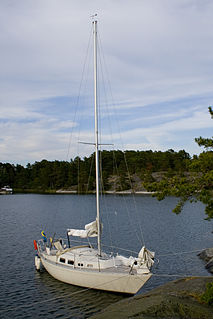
195,107 -> 213,149
145,107 -> 213,219
0,149 -> 191,193
195,136 -> 213,149
200,282 -> 213,306
209,106 -> 213,118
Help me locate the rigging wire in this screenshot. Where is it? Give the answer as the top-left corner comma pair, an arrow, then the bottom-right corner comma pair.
152,274 -> 211,278
97,32 -> 144,249
39,25 -> 94,243
86,152 -> 95,194
75,25 -> 94,229
97,38 -> 115,252
156,249 -> 209,258
99,151 -> 115,253
97,32 -> 145,247
65,24 -> 93,162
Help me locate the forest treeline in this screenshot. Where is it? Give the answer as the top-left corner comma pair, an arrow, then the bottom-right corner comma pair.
0,149 -> 192,192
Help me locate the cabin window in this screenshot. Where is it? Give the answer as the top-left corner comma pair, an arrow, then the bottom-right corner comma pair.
68,260 -> 74,265
87,264 -> 93,268
60,258 -> 66,263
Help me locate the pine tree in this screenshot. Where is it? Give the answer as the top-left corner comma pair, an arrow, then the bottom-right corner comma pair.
145,107 -> 213,219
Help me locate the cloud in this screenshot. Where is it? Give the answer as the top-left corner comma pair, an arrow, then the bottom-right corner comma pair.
0,0 -> 212,164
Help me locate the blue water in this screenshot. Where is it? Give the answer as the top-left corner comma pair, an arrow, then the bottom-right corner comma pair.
0,194 -> 212,318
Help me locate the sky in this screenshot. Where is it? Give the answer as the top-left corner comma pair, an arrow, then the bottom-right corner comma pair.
0,0 -> 213,166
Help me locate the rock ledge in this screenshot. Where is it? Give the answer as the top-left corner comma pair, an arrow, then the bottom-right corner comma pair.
198,248 -> 213,273
90,277 -> 213,319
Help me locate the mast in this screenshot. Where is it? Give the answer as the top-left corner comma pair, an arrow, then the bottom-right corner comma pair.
93,18 -> 101,256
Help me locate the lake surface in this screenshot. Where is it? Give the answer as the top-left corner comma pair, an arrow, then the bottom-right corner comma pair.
0,194 -> 212,318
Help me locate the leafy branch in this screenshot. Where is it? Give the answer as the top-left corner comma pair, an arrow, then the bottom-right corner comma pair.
145,107 -> 213,219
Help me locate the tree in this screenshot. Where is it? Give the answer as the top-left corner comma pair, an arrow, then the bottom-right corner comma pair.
195,107 -> 213,149
145,107 -> 213,219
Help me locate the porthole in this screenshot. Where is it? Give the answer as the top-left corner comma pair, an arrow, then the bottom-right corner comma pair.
60,258 -> 65,263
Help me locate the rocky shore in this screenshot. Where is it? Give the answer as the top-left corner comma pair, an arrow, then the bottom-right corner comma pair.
90,277 -> 213,319
198,247 -> 213,274
90,248 -> 213,318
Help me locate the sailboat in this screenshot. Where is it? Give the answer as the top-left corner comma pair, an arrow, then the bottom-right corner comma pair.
34,18 -> 154,295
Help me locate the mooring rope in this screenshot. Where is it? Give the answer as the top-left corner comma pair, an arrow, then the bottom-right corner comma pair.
1,270 -> 211,314
1,246 -> 212,314
156,248 -> 212,257
152,274 -> 212,278
0,273 -> 131,314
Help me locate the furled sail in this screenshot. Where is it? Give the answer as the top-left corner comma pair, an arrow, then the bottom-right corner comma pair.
67,220 -> 98,238
138,246 -> 155,268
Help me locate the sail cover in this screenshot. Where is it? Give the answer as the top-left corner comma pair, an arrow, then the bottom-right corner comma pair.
67,220 -> 98,238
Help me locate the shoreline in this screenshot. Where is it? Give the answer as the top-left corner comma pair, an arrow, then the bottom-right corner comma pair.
12,189 -> 156,195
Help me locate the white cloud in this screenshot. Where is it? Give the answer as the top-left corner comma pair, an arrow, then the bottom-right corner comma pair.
0,0 -> 212,164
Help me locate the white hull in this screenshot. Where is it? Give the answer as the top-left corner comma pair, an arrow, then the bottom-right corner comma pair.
40,254 -> 152,294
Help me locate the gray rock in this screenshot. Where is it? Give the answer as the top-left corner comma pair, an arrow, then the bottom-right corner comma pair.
198,248 -> 213,262
90,277 -> 213,319
206,257 -> 213,273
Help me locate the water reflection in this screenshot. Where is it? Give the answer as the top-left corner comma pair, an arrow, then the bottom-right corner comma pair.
33,270 -> 124,318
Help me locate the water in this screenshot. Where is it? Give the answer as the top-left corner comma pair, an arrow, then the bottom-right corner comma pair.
0,194 -> 212,318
